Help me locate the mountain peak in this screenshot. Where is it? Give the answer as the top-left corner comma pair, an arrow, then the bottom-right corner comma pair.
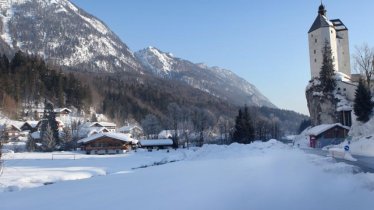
135,46 -> 276,108
0,0 -> 140,73
135,46 -> 175,75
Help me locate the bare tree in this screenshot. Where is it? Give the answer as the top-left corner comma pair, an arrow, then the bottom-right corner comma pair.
191,108 -> 215,147
178,108 -> 194,148
217,116 -> 233,145
70,119 -> 82,142
141,114 -> 161,139
167,103 -> 182,148
354,43 -> 374,88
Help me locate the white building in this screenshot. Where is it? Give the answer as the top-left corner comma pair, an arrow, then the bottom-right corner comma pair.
308,4 -> 351,78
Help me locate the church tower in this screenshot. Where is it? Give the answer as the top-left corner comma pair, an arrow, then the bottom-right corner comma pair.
308,4 -> 351,78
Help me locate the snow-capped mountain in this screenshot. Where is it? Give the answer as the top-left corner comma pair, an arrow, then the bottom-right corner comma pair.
0,0 -> 140,72
135,47 -> 276,108
0,0 -> 275,108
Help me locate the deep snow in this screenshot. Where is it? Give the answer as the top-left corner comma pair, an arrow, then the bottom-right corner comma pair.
1,141 -> 374,210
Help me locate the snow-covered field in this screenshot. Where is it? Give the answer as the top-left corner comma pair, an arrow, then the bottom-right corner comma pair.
1,140 -> 374,210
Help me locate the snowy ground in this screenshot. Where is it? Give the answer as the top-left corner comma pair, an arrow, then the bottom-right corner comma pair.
1,140 -> 374,210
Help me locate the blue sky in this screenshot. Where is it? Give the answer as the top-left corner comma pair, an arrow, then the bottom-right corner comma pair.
71,0 -> 374,115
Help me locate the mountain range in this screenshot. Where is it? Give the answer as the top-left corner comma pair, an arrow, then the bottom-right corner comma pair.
0,0 -> 276,108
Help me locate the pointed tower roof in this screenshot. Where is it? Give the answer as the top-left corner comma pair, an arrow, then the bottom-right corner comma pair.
308,4 -> 333,33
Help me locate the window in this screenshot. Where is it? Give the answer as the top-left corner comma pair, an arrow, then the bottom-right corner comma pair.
314,50 -> 316,54
314,59 -> 317,63
315,39 -> 317,43
311,34 -> 313,37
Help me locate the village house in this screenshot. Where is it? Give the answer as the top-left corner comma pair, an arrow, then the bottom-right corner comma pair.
33,108 -> 72,119
78,133 -> 137,155
88,122 -> 117,132
54,108 -> 72,118
20,121 -> 39,132
35,119 -> 65,131
307,123 -> 350,148
117,124 -> 143,139
77,126 -> 110,139
4,122 -> 23,141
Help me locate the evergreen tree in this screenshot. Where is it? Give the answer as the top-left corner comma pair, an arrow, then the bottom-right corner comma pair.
40,102 -> 60,151
298,119 -> 311,134
354,79 -> 374,122
233,109 -> 244,141
233,106 -> 255,144
319,42 -> 336,93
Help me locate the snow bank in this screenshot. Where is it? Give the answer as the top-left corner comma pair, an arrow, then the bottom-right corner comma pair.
0,150 -> 186,192
344,116 -> 374,157
328,147 -> 357,161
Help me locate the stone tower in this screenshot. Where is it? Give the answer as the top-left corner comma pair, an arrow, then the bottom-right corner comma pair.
308,4 -> 351,78
306,4 -> 355,127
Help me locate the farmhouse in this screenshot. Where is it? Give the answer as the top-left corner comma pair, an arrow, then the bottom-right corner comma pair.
4,122 -> 23,140
118,124 -> 143,139
78,126 -> 110,139
307,123 -> 349,148
20,121 -> 39,132
33,108 -> 72,119
78,133 -> 137,155
36,119 -> 65,131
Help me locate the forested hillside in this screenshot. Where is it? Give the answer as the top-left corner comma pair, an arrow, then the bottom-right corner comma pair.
0,51 -> 91,118
0,51 -> 308,136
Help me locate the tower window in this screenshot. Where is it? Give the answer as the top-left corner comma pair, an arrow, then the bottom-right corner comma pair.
314,59 -> 317,63
311,34 -> 314,37
315,39 -> 317,43
314,50 -> 316,54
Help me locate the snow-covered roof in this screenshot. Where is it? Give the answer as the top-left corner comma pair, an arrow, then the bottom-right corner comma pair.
139,139 -> 173,147
54,108 -> 72,113
309,14 -> 334,33
334,72 -> 354,84
158,130 -> 183,138
78,133 -> 138,144
33,108 -> 72,113
78,126 -> 109,138
118,125 -> 142,132
90,122 -> 117,128
307,123 -> 350,136
24,121 -> 39,128
6,120 -> 24,131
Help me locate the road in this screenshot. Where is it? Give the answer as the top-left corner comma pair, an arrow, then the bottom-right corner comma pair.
302,148 -> 374,173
